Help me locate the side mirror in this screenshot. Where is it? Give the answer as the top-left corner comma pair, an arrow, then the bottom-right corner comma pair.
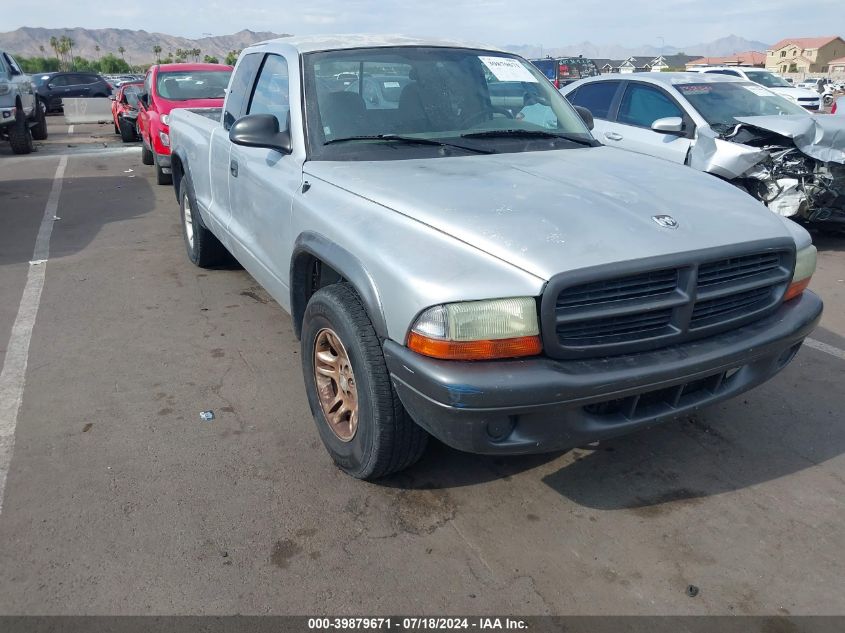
574,105 -> 594,131
109,95 -> 116,101
651,117 -> 684,134
138,93 -> 149,107
46,83 -> 54,90
229,114 -> 292,154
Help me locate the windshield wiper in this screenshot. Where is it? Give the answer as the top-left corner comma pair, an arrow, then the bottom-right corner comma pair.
324,134 -> 494,154
461,129 -> 596,146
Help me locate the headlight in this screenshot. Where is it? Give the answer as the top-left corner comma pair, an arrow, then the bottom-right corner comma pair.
407,297 -> 542,360
160,114 -> 169,125
784,245 -> 816,301
159,131 -> 170,147
0,83 -> 11,96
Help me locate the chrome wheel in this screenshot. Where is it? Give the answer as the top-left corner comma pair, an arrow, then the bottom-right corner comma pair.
314,328 -> 358,442
183,193 -> 194,250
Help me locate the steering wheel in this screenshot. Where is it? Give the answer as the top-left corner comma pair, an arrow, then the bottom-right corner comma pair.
463,106 -> 514,127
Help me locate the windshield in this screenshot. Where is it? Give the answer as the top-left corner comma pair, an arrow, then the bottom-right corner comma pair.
304,47 -> 593,160
677,81 -> 808,128
743,71 -> 791,88
155,70 -> 232,101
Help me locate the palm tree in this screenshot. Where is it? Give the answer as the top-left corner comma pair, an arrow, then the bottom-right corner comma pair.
50,36 -> 61,66
153,45 -> 162,63
95,45 -> 101,60
58,36 -> 71,70
67,38 -> 75,69
118,46 -> 126,60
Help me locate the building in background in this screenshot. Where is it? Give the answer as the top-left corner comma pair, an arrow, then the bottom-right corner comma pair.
765,36 -> 845,75
685,51 -> 766,69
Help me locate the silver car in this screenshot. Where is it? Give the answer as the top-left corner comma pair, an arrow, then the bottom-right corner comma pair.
562,73 -> 845,229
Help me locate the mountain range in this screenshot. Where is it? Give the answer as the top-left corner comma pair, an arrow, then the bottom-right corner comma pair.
0,27 -> 288,63
0,28 -> 770,64
503,35 -> 771,61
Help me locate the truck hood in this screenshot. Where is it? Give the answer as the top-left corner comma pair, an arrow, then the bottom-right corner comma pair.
305,147 -> 792,280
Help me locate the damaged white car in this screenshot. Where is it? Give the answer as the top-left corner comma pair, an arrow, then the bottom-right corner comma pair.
563,73 -> 845,230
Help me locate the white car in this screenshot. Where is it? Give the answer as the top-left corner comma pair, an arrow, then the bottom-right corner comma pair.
692,67 -> 821,111
562,72 -> 845,227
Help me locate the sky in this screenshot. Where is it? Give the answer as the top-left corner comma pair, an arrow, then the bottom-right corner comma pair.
5,0 -> 844,47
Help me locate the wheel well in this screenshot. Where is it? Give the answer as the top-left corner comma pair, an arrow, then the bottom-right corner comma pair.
290,253 -> 345,339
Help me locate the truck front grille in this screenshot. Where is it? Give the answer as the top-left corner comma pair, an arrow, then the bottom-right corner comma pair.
541,243 -> 794,359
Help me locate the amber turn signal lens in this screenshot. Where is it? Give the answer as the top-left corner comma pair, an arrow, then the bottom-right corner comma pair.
407,332 -> 543,361
784,277 -> 811,302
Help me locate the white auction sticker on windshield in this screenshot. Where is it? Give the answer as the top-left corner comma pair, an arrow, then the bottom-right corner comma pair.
744,85 -> 772,96
479,56 -> 538,82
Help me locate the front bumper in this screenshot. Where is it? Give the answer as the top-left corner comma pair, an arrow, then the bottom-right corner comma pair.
384,291 -> 822,455
155,152 -> 172,173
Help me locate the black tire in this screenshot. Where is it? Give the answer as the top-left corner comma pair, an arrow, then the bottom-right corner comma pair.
114,120 -> 120,135
141,143 -> 154,165
179,172 -> 229,267
301,283 -> 428,479
119,118 -> 136,143
8,108 -> 33,154
155,155 -> 172,185
30,100 -> 48,141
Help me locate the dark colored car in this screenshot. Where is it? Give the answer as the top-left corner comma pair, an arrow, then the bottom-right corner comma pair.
111,81 -> 144,142
35,71 -> 113,112
530,56 -> 600,88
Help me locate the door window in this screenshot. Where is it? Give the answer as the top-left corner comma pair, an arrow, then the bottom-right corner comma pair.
224,53 -> 263,129
4,54 -> 23,75
247,55 -> 290,130
51,75 -> 72,87
617,83 -> 683,128
567,81 -> 620,119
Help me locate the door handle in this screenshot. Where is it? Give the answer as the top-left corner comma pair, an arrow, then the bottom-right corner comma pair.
604,132 -> 623,141
230,159 -> 239,177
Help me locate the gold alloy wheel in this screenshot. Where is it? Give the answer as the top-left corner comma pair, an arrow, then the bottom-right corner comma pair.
314,328 -> 359,442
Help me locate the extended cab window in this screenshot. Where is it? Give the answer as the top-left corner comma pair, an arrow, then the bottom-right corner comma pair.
568,81 -> 619,119
247,55 -> 290,129
4,53 -> 22,75
617,83 -> 682,128
224,53 -> 262,129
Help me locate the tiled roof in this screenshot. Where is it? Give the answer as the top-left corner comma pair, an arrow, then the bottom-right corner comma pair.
768,36 -> 842,51
686,51 -> 766,66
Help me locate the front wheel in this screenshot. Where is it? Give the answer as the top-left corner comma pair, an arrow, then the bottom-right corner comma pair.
119,118 -> 136,143
301,283 -> 428,479
31,100 -> 48,140
8,109 -> 33,154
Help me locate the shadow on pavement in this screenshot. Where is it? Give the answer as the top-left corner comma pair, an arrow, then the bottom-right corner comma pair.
0,175 -> 155,266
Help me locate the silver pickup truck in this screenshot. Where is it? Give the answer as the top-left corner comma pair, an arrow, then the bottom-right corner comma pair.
169,36 -> 823,479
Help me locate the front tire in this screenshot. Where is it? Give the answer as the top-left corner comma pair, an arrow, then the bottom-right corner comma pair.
301,283 -> 428,480
8,109 -> 33,154
180,173 -> 229,267
30,101 -> 48,141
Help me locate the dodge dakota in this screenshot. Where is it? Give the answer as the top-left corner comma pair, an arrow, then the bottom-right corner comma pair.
169,36 -> 823,479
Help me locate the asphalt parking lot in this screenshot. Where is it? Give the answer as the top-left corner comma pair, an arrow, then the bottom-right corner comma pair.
0,118 -> 844,616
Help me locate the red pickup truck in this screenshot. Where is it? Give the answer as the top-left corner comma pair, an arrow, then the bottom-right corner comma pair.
137,63 -> 233,184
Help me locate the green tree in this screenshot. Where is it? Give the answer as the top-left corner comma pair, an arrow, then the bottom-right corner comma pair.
153,45 -> 162,63
224,50 -> 240,66
99,53 -> 130,73
203,55 -> 219,64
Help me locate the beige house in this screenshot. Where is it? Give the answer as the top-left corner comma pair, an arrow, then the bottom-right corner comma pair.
765,36 -> 845,74
830,57 -> 845,76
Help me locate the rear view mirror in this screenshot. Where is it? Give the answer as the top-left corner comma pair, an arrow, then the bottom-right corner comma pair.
574,105 -> 594,131
229,114 -> 292,154
651,117 -> 684,134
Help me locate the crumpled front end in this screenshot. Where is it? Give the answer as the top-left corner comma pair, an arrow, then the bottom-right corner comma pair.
689,116 -> 845,227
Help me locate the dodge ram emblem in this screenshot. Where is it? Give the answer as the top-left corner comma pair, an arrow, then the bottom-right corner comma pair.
652,215 -> 679,229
